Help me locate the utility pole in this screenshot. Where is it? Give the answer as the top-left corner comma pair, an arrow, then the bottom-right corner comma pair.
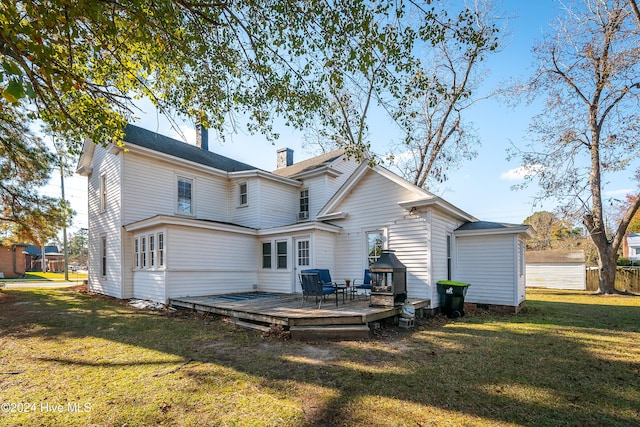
59,151 -> 69,281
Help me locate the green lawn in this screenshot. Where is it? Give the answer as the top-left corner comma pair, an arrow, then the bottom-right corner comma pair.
0,288 -> 638,426
2,271 -> 88,282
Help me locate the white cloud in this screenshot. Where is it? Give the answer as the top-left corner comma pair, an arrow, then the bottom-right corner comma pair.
604,188 -> 633,197
169,125 -> 196,145
500,165 -> 544,181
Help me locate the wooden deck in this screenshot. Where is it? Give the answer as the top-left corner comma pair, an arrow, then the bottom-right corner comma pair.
169,292 -> 430,338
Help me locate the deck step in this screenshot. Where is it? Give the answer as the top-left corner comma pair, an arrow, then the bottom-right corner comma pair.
290,324 -> 370,341
227,317 -> 272,332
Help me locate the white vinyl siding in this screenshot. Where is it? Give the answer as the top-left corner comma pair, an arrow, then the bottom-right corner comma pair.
526,263 -> 586,290
121,152 -> 229,225
456,234 -> 519,306
230,178 -> 299,229
87,144 -> 123,299
328,170 -> 433,299
230,179 -> 258,227
164,226 -> 257,300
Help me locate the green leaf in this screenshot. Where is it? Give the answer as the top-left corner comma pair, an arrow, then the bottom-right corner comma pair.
2,61 -> 22,76
3,79 -> 25,103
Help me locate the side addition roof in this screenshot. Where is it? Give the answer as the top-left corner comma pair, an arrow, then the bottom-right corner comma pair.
455,221 -> 533,238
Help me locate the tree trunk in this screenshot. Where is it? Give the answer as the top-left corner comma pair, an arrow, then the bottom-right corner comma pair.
598,249 -> 618,294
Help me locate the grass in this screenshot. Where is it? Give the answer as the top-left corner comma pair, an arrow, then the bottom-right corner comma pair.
2,271 -> 88,282
0,288 -> 638,426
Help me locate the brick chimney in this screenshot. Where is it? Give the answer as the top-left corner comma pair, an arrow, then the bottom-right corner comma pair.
277,148 -> 293,169
196,123 -> 208,151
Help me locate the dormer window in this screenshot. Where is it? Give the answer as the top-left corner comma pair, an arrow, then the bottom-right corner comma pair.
239,182 -> 248,206
298,188 -> 309,221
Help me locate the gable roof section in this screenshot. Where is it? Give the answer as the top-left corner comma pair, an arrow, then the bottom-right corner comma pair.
317,163 -> 477,222
123,124 -> 258,172
455,221 -> 533,238
272,148 -> 346,178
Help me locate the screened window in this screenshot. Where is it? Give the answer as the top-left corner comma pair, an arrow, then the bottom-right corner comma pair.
239,182 -> 248,206
276,241 -> 287,269
177,177 -> 192,214
366,231 -> 383,266
262,242 -> 272,269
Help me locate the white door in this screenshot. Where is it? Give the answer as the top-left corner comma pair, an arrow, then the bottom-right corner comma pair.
294,238 -> 311,293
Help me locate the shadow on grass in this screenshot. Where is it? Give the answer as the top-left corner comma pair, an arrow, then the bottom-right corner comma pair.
2,288 -> 639,426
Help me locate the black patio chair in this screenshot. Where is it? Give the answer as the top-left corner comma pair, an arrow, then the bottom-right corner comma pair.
299,272 -> 338,309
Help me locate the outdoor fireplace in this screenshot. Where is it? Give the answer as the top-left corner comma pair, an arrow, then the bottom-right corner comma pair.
369,250 -> 407,307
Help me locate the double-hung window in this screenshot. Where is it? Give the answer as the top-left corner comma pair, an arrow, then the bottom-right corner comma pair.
239,182 -> 248,206
158,233 -> 164,267
262,242 -> 272,269
134,233 -> 164,270
134,237 -> 140,268
149,235 -> 155,267
299,189 -> 309,219
141,236 -> 147,268
177,177 -> 193,214
276,241 -> 287,269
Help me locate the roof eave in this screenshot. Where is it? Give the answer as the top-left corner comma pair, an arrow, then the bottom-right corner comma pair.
123,215 -> 257,235
289,166 -> 342,180
455,225 -> 533,238
399,198 -> 477,222
229,170 -> 302,186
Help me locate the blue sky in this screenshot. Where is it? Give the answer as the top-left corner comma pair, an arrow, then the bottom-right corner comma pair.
46,0 -> 637,234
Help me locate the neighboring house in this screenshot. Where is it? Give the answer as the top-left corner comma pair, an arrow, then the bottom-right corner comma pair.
0,243 -> 27,278
24,245 -> 65,272
526,250 -> 586,290
625,233 -> 640,261
77,124 -> 532,311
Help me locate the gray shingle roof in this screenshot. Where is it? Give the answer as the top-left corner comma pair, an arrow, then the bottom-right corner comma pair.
272,148 -> 345,177
124,124 -> 259,172
456,221 -> 525,231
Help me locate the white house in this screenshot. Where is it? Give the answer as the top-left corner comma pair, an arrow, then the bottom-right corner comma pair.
525,250 -> 586,290
626,233 -> 640,261
77,124 -> 532,311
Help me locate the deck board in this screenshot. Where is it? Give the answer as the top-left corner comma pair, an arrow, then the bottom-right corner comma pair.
170,293 -> 430,328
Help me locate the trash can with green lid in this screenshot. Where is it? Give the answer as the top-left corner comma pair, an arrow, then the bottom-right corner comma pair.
436,281 -> 470,318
